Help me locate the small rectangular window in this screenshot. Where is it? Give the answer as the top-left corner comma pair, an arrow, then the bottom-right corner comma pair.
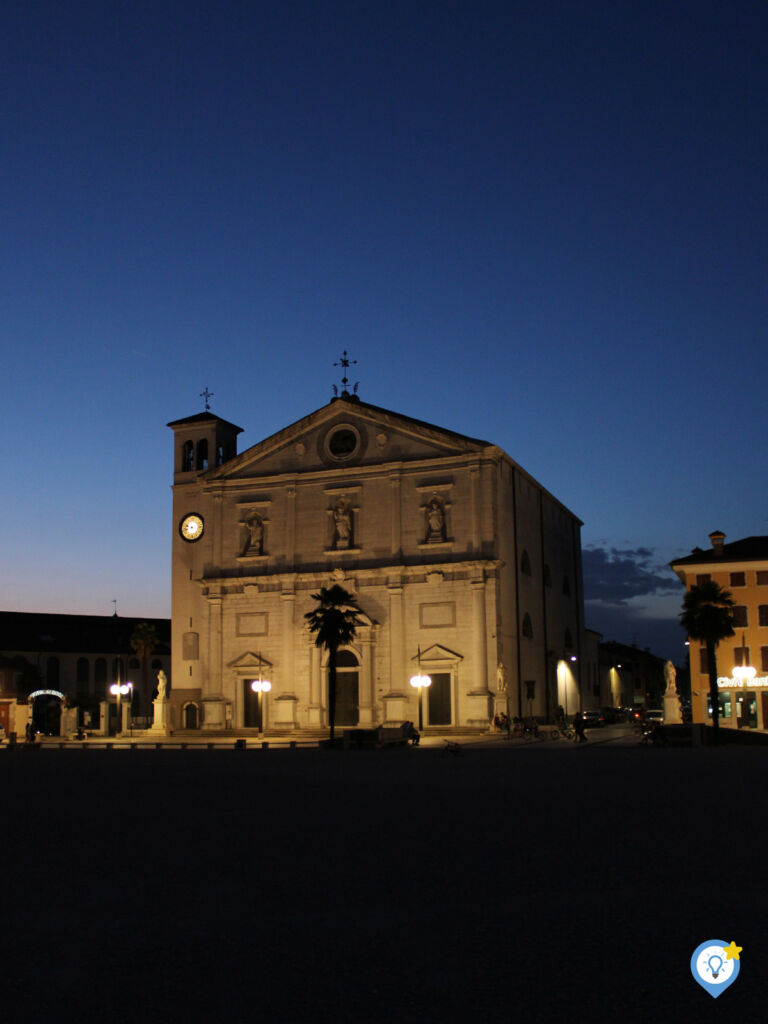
758,571 -> 768,585
696,574 -> 712,585
730,571 -> 746,587
761,647 -> 768,673
759,606 -> 768,627
734,646 -> 750,667
732,606 -> 748,628
699,648 -> 709,674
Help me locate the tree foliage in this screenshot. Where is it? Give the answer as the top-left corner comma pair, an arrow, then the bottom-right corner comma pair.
130,621 -> 160,718
304,585 -> 363,745
680,580 -> 735,744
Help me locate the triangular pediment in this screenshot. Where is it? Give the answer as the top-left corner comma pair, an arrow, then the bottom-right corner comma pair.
412,644 -> 464,663
204,396 -> 489,480
228,651 -> 274,672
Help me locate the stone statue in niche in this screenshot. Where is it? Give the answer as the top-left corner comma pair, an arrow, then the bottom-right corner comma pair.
426,497 -> 446,543
333,498 -> 352,549
242,513 -> 264,556
496,662 -> 507,693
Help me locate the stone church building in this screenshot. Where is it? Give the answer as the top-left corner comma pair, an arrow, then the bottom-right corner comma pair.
168,389 -> 585,733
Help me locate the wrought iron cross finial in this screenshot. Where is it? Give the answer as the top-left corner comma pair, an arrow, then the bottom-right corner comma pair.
333,351 -> 358,395
200,386 -> 214,411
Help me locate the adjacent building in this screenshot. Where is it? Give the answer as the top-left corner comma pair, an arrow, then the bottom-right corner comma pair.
671,531 -> 768,731
168,389 -> 586,734
0,611 -> 171,735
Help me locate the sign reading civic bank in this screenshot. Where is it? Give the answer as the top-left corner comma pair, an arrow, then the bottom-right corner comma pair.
718,676 -> 768,688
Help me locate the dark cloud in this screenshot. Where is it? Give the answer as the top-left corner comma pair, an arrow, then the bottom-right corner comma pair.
583,545 -> 680,606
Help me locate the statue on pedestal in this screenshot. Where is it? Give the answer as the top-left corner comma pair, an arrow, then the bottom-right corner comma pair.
156,669 -> 168,702
662,660 -> 683,724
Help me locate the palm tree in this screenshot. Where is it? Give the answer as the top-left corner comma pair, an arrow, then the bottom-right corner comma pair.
680,581 -> 735,744
305,585 -> 363,746
130,621 -> 159,721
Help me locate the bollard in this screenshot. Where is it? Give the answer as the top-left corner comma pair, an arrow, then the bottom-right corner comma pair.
234,739 -> 246,751
261,741 -> 269,749
289,740 -> 297,749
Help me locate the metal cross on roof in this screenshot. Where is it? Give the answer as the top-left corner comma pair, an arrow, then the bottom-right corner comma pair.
200,386 -> 214,411
333,351 -> 358,397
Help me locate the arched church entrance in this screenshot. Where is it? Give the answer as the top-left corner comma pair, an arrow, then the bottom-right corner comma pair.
29,689 -> 65,736
334,650 -> 359,727
183,703 -> 199,729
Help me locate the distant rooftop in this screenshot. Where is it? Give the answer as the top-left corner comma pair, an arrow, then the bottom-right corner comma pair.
671,535 -> 768,567
0,612 -> 170,655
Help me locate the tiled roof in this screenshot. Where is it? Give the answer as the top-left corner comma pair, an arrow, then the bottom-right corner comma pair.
671,536 -> 768,566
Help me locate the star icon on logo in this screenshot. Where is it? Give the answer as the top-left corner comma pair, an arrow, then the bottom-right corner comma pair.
723,941 -> 743,961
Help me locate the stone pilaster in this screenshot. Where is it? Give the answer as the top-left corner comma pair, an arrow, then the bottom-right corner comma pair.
467,577 -> 492,726
307,638 -> 323,727
383,582 -> 408,723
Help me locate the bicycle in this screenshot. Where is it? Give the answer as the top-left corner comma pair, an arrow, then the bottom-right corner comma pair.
441,739 -> 464,757
554,722 -> 575,741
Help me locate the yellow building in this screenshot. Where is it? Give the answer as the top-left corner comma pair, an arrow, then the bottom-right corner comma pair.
671,531 -> 768,732
167,388 -> 586,734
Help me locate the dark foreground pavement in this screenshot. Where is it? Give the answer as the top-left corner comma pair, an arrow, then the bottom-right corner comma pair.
1,743 -> 764,1023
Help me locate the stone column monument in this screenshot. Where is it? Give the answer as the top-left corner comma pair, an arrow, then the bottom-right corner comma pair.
662,661 -> 683,724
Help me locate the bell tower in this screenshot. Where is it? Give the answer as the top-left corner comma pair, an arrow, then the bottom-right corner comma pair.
167,411 -> 243,481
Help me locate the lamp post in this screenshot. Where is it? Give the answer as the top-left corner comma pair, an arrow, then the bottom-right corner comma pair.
732,633 -> 756,724
109,681 -> 132,736
250,653 -> 272,732
409,647 -> 431,733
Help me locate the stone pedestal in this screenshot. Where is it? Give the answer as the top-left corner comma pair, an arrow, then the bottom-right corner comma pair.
98,700 -> 110,736
200,697 -> 226,731
466,690 -> 492,727
307,704 -> 324,728
60,706 -> 77,738
358,703 -> 376,726
121,702 -> 131,734
149,698 -> 171,735
663,692 -> 683,724
273,694 -> 298,730
382,692 -> 409,725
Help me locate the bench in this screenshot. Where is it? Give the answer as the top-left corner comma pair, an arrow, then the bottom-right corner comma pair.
343,725 -> 412,749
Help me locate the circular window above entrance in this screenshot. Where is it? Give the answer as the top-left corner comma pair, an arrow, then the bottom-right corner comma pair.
324,423 -> 362,462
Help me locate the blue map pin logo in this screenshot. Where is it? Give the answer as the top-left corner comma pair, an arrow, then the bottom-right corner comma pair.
691,940 -> 741,998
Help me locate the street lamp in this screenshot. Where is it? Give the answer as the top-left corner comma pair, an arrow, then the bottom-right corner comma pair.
109,681 -> 132,736
250,653 -> 272,732
409,646 -> 431,732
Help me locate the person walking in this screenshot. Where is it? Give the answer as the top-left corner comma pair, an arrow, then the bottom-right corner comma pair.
573,710 -> 587,743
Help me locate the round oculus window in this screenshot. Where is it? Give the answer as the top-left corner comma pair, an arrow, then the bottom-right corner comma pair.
327,426 -> 360,460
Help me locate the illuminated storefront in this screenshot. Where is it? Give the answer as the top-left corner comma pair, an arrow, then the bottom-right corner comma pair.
671,532 -> 768,733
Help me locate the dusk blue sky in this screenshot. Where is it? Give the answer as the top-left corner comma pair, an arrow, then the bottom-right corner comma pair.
3,2 -> 766,662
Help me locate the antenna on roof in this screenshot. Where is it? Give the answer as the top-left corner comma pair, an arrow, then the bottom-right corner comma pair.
112,599 -> 118,617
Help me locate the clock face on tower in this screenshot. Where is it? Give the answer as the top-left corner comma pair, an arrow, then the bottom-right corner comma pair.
179,513 -> 204,542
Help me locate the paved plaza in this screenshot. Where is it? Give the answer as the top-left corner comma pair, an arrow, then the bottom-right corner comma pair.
1,733 -> 763,1023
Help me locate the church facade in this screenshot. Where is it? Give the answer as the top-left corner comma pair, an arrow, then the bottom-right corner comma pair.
168,391 -> 585,733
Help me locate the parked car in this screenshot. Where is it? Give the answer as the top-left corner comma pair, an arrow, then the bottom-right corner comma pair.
646,709 -> 664,726
581,709 -> 605,728
599,706 -> 624,724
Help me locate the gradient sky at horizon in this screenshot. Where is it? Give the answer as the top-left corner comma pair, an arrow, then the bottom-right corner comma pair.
3,1 -> 767,662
